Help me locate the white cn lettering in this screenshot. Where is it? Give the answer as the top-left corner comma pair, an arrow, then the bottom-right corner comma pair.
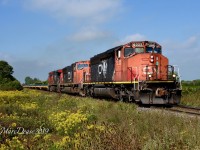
98,60 -> 108,78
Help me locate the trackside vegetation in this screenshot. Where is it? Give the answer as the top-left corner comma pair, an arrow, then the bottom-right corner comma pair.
0,60 -> 22,91
181,80 -> 200,107
0,89 -> 200,149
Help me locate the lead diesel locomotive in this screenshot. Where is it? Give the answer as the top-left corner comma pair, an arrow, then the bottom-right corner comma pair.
48,41 -> 182,105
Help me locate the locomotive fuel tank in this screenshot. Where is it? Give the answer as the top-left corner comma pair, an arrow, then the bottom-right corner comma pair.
93,87 -> 116,99
62,87 -> 79,94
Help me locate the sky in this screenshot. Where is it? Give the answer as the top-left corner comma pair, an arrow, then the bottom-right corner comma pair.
0,0 -> 200,83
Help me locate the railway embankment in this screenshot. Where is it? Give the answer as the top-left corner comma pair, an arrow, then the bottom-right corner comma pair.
0,89 -> 200,149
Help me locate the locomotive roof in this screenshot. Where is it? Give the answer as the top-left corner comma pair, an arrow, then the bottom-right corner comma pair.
90,45 -> 122,62
91,41 -> 161,60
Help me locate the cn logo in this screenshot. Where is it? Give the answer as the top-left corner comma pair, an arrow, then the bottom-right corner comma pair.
142,66 -> 158,75
98,60 -> 108,78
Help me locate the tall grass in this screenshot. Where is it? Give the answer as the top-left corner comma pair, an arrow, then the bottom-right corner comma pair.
0,89 -> 200,149
181,85 -> 200,107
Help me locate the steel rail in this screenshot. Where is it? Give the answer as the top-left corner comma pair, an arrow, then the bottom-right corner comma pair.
177,104 -> 200,110
167,105 -> 200,116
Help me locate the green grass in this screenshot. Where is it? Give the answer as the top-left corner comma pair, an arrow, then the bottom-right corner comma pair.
181,85 -> 200,107
0,89 -> 200,149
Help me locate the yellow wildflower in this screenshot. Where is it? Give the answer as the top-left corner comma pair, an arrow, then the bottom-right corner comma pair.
11,122 -> 17,127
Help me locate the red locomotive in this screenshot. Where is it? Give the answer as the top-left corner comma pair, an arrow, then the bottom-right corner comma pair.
48,61 -> 90,95
48,41 -> 181,105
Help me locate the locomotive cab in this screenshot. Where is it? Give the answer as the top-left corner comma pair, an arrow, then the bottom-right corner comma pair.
61,60 -> 90,96
114,41 -> 181,104
48,69 -> 62,92
73,61 -> 91,84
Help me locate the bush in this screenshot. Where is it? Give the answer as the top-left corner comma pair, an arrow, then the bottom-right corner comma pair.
0,60 -> 23,91
0,80 -> 23,91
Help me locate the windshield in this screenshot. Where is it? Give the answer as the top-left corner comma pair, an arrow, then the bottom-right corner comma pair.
124,47 -> 144,57
77,64 -> 89,70
124,48 -> 134,57
154,48 -> 161,53
146,47 -> 161,54
135,47 -> 144,53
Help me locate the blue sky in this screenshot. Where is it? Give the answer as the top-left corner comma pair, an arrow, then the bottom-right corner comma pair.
0,0 -> 200,83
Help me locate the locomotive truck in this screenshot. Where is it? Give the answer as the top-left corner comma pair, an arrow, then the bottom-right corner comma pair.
48,41 -> 182,105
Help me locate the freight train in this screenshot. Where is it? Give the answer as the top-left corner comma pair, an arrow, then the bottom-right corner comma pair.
48,41 -> 182,105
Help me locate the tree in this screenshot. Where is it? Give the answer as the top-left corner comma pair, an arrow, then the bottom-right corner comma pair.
25,76 -> 33,85
24,76 -> 47,85
0,60 -> 22,90
33,78 -> 41,84
0,60 -> 14,79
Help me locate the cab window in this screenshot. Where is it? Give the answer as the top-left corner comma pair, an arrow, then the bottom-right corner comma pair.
124,47 -> 144,57
77,64 -> 89,70
154,48 -> 162,54
146,47 -> 161,54
135,47 -> 144,53
68,72 -> 71,79
146,47 -> 153,53
124,48 -> 134,57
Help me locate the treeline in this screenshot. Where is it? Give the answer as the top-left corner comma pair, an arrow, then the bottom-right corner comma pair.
0,60 -> 22,90
182,80 -> 200,86
24,76 -> 47,85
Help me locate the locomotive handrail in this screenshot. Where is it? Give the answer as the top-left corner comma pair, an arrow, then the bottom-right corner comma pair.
167,65 -> 175,80
134,66 -> 139,90
127,66 -> 140,90
172,65 -> 182,89
167,65 -> 181,88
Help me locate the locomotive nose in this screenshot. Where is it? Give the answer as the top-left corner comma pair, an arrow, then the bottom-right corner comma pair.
149,54 -> 160,65
149,54 -> 163,80
150,55 -> 154,63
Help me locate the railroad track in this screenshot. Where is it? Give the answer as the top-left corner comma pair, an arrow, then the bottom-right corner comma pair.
24,87 -> 200,116
167,104 -> 200,116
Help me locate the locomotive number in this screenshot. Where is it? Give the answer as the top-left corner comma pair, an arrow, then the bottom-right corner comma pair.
132,43 -> 143,47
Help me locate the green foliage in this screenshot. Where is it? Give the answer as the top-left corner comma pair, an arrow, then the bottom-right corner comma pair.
24,76 -> 47,85
0,60 -> 13,78
181,79 -> 200,106
181,84 -> 200,107
25,76 -> 33,85
0,60 -> 22,91
182,79 -> 200,86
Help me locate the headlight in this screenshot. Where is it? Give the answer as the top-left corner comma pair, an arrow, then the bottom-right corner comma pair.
172,74 -> 176,78
148,74 -> 152,78
150,59 -> 154,63
150,55 -> 154,59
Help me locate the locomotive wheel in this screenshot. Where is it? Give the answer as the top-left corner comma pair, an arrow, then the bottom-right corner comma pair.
49,86 -> 53,92
119,91 -> 125,102
57,84 -> 61,93
79,90 -> 86,97
119,95 -> 124,102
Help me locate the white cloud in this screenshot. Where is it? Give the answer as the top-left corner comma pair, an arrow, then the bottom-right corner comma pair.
69,27 -> 111,42
161,36 -> 200,80
122,34 -> 147,43
162,36 -> 198,51
114,33 -> 147,46
23,0 -> 122,23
